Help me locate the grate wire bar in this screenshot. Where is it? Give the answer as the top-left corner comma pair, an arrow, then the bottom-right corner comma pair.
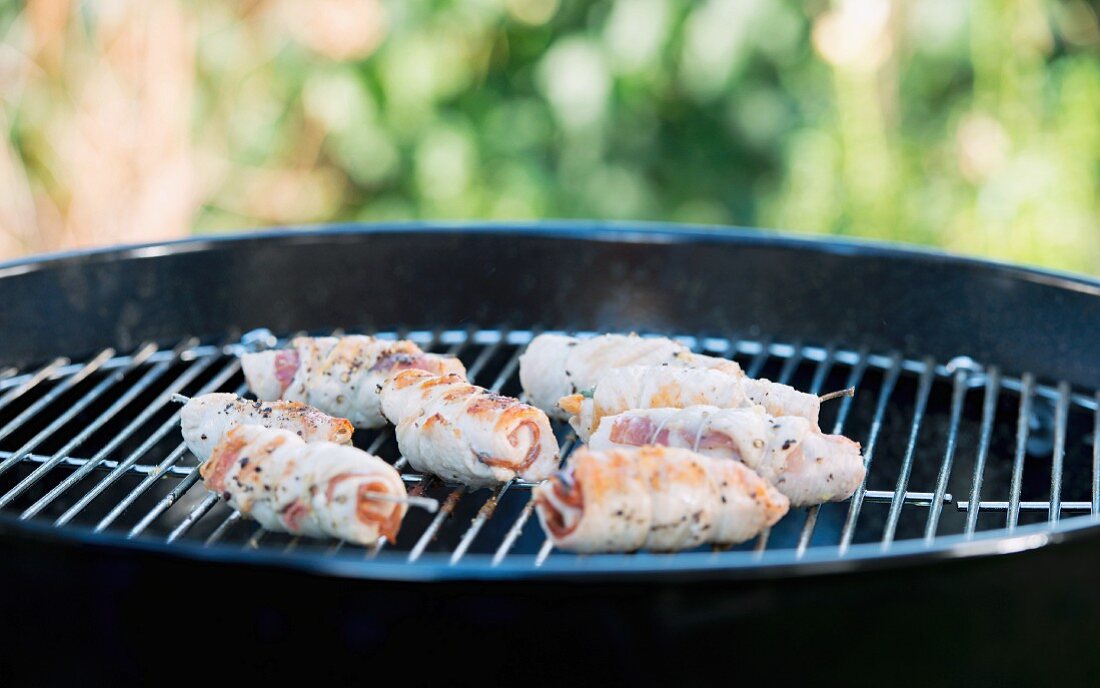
0,327 -> 1096,567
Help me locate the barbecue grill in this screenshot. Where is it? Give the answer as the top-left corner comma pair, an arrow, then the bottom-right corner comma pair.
3,222 -> 1100,683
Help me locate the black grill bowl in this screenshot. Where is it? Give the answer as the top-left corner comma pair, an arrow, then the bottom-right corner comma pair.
2,222 -> 1100,684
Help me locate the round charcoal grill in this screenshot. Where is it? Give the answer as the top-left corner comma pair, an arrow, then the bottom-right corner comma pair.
3,223 -> 1100,682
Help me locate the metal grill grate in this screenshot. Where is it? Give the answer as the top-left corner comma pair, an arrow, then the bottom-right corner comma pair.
0,327 -> 1097,569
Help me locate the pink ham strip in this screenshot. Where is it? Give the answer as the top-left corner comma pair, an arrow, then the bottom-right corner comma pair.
280,501 -> 310,532
609,416 -> 669,446
609,415 -> 742,460
692,430 -> 742,461
274,349 -> 300,394
325,473 -> 403,541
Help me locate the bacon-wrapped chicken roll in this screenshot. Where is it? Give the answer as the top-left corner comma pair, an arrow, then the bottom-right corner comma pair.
560,365 -> 750,442
380,370 -> 560,487
739,377 -> 822,428
589,405 -> 864,506
522,332 -> 819,425
241,335 -> 467,429
534,445 -> 788,553
560,364 -> 820,441
519,333 -> 741,419
202,425 -> 406,543
180,392 -> 353,463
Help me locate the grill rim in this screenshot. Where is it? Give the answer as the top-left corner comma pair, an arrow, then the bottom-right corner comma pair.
5,221 -> 1100,379
4,219 -> 1100,297
5,221 -> 1100,580
0,505 -> 1091,582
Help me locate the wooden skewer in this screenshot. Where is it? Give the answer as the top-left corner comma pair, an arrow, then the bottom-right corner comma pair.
819,387 -> 855,403
170,395 -> 436,512
365,492 -> 439,513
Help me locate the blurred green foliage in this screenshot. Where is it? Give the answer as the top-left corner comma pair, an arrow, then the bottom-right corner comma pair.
3,0 -> 1100,272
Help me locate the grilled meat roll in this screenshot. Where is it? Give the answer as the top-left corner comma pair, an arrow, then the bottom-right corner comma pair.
560,365 -> 749,442
241,335 -> 467,428
380,369 -> 560,487
589,405 -> 865,506
559,364 -> 820,441
534,445 -> 789,553
202,425 -> 406,543
522,333 -> 818,425
739,377 -> 821,429
519,333 -> 741,419
180,392 -> 353,462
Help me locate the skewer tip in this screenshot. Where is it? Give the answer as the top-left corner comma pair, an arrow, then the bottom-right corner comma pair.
364,491 -> 439,513
170,393 -> 191,404
413,495 -> 440,514
819,386 -> 855,403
